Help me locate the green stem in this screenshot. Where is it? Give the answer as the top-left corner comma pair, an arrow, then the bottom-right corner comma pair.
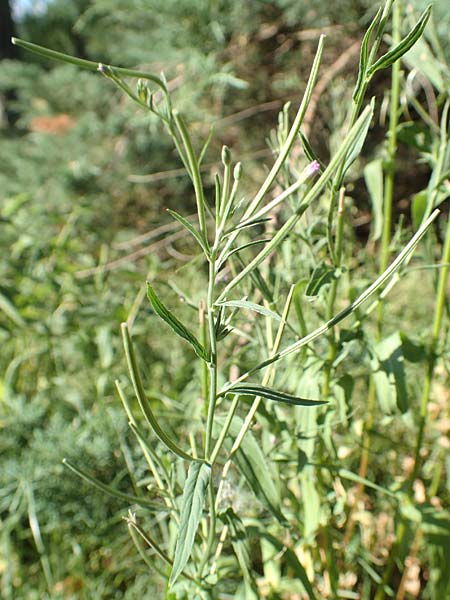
173,112 -> 209,244
204,261 -> 218,460
12,37 -> 168,92
322,187 -> 346,400
412,208 -> 450,481
376,101 -> 450,600
348,1 -> 402,577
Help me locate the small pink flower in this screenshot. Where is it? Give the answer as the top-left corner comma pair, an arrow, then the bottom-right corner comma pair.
307,160 -> 320,177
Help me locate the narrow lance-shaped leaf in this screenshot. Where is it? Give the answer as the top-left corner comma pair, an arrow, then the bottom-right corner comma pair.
62,459 -> 161,510
147,284 -> 209,362
121,323 -> 194,462
222,383 -> 326,407
352,6 -> 383,101
366,5 -> 432,78
341,97 -> 374,176
167,209 -> 210,255
170,461 -> 211,586
216,299 -> 281,321
11,37 -> 166,89
217,239 -> 270,268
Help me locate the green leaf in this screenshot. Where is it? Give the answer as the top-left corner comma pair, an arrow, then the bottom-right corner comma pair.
399,332 -> 426,363
216,299 -> 281,321
372,331 -> 408,414
121,323 -> 194,462
352,7 -> 383,102
305,263 -> 339,297
147,284 -> 209,362
232,216 -> 272,232
220,508 -> 258,594
411,191 -> 428,229
367,6 -> 432,78
223,417 -> 287,525
224,383 -> 326,407
218,239 -> 270,268
299,132 -> 324,172
62,459 -> 161,510
364,159 -> 384,240
12,37 -> 166,89
167,209 -> 209,255
170,461 -> 211,586
341,99 -> 374,176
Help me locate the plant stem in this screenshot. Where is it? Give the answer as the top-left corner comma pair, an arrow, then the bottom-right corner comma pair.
346,0 -> 401,547
412,208 -> 450,480
375,101 -> 450,600
322,186 -> 346,401
204,260 -> 218,460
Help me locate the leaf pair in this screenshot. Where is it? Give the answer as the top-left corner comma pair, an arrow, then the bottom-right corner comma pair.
353,4 -> 432,102
170,461 -> 211,586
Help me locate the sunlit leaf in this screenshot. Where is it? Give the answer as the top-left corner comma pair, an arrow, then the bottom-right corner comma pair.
372,331 -> 408,414
364,159 -> 384,240
216,299 -> 281,321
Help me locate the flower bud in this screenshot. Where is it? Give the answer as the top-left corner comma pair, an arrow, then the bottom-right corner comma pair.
233,162 -> 242,181
221,145 -> 231,166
